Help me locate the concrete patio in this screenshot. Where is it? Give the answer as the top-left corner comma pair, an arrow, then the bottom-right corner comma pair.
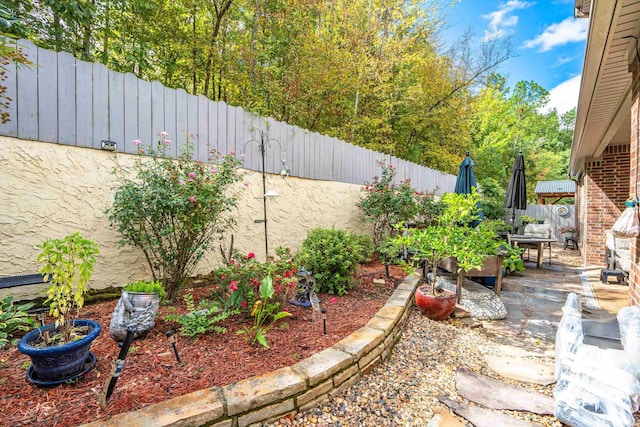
481,244 -> 629,354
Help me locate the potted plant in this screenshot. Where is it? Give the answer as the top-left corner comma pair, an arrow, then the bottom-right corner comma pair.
559,226 -> 578,240
393,191 -> 494,320
18,232 -> 101,385
109,280 -> 165,342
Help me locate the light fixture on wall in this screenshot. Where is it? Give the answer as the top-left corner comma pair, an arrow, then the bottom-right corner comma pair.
243,130 -> 289,260
101,140 -> 117,151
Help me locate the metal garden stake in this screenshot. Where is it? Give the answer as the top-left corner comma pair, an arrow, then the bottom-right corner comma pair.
166,330 -> 182,364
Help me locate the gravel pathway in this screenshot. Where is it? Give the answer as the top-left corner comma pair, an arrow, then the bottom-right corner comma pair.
270,308 -> 562,426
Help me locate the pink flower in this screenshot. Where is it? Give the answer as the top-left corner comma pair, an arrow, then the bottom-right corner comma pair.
246,252 -> 256,259
188,178 -> 194,183
188,172 -> 196,178
133,139 -> 142,146
179,180 -> 185,185
164,139 -> 171,145
330,298 -> 337,304
221,274 -> 226,280
229,281 -> 238,291
189,196 -> 196,203
210,168 -> 218,174
159,131 -> 169,138
241,153 -> 245,158
229,150 -> 236,156
241,300 -> 247,308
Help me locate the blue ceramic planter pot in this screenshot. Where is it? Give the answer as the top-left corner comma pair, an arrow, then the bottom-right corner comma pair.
18,319 -> 101,383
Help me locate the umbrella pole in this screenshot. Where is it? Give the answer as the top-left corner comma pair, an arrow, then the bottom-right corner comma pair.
511,207 -> 516,233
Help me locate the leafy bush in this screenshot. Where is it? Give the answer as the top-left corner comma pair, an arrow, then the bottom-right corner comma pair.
237,275 -> 291,348
107,133 -> 244,300
299,228 -> 372,295
164,293 -> 237,338
37,232 -> 99,343
123,279 -> 166,299
357,161 -> 419,246
209,247 -> 299,311
503,245 -> 525,273
0,296 -> 36,347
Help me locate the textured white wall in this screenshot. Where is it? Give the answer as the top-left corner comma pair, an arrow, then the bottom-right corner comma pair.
0,137 -> 370,300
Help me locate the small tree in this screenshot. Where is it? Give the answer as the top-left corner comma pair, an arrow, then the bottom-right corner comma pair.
107,133 -> 243,300
357,161 -> 419,247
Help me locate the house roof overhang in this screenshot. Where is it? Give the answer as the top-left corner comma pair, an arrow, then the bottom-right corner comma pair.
569,0 -> 640,177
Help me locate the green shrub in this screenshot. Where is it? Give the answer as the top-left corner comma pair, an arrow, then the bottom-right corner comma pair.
123,279 -> 166,299
299,228 -> 372,295
209,247 -> 299,311
356,161 -> 419,246
107,133 -> 243,300
0,296 -> 36,347
164,293 -> 237,338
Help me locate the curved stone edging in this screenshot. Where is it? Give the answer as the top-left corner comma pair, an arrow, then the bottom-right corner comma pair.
82,276 -> 419,427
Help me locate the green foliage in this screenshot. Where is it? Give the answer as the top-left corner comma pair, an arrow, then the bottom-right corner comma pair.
164,293 -> 237,338
37,232 -> 100,343
107,133 -> 243,300
519,215 -> 538,226
299,228 -> 373,295
503,245 -> 525,273
123,279 -> 166,299
0,296 -> 36,347
392,191 -> 501,294
471,78 -> 572,202
237,275 -> 292,348
357,162 -> 420,246
209,247 -> 299,311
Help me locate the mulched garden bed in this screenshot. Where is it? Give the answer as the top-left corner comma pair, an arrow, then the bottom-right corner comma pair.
0,261 -> 407,426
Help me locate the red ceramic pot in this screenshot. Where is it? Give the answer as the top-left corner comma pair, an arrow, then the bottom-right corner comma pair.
414,285 -> 456,320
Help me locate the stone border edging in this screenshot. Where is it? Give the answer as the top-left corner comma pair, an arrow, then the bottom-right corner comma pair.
82,276 -> 419,427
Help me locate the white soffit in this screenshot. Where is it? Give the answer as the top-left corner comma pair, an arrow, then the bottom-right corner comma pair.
570,0 -> 640,175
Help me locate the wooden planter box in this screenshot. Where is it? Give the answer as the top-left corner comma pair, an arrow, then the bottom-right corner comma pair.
440,255 -> 505,298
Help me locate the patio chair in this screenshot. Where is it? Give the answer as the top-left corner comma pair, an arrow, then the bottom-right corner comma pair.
601,229 -> 630,284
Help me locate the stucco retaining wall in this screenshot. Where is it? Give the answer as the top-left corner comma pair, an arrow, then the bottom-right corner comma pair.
81,276 -> 419,427
0,137 -> 370,300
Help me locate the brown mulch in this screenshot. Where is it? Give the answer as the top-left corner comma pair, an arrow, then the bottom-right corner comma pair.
0,261 -> 406,427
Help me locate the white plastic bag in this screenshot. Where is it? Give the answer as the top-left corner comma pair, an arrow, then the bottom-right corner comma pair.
555,293 -> 583,380
612,200 -> 639,238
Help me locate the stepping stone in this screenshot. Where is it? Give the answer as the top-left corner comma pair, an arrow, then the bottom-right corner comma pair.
426,408 -> 466,427
438,396 -> 543,427
453,304 -> 471,318
484,355 -> 555,386
455,368 -> 554,415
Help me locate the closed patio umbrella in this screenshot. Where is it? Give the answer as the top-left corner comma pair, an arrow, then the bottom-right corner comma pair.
454,152 -> 483,225
504,151 -> 527,231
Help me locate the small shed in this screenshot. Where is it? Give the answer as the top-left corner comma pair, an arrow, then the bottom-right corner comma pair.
534,180 -> 576,204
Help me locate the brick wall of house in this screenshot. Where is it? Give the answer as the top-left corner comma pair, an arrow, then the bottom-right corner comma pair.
583,145 -> 630,266
629,78 -> 639,306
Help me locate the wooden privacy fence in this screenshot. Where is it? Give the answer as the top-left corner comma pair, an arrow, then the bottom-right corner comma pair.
0,39 -> 455,194
508,204 -> 577,240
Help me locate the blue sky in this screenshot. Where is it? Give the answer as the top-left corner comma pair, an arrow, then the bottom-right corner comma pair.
440,0 -> 587,114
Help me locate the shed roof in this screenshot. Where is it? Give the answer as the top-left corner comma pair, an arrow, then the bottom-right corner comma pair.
534,180 -> 576,194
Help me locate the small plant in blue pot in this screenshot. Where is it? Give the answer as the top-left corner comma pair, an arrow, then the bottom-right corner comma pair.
18,232 -> 102,386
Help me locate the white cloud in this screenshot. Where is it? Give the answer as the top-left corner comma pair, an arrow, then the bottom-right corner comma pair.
522,18 -> 588,52
544,75 -> 582,114
553,54 -> 578,67
482,1 -> 534,41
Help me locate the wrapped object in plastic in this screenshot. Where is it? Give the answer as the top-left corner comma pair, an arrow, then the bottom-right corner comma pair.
612,200 -> 639,238
555,292 -> 583,380
618,305 -> 640,376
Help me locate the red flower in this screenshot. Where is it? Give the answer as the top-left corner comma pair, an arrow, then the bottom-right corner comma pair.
246,252 -> 256,259
221,274 -> 226,280
229,281 -> 238,291
330,297 -> 337,304
275,284 -> 281,293
284,270 -> 292,278
230,259 -> 235,265
241,300 -> 247,308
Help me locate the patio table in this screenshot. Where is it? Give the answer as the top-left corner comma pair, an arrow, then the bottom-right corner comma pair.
508,235 -> 557,268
